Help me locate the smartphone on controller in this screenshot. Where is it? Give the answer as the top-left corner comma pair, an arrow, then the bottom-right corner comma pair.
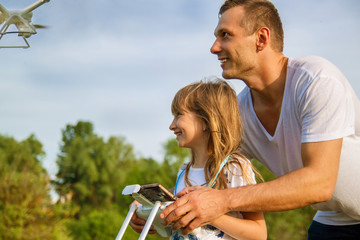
137,183 -> 176,203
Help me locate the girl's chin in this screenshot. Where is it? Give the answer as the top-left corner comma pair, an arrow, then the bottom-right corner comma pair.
177,141 -> 188,148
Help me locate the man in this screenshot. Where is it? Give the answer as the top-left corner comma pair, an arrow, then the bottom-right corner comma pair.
159,0 -> 360,239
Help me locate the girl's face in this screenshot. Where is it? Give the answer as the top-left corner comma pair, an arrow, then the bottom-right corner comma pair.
169,110 -> 208,150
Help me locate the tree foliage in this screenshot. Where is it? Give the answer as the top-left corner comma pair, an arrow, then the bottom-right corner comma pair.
0,135 -> 56,240
54,121 -> 137,211
252,159 -> 316,240
54,121 -> 183,239
0,121 -> 316,240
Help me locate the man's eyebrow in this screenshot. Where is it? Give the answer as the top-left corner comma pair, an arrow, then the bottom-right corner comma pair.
214,27 -> 224,37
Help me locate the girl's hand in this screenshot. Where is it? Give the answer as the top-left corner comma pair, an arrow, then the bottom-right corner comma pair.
128,201 -> 157,234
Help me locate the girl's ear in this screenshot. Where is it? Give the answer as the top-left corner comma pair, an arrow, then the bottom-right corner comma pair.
202,122 -> 208,132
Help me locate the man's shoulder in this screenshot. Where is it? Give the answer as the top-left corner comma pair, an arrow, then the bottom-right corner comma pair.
288,56 -> 338,76
288,56 -> 346,92
290,55 -> 329,65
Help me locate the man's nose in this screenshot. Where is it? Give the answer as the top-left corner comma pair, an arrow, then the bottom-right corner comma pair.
210,39 -> 221,54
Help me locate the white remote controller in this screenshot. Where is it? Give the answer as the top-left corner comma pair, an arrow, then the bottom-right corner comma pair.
122,184 -> 176,238
136,202 -> 173,237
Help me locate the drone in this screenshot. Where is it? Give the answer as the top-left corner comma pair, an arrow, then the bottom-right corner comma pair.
0,0 -> 50,48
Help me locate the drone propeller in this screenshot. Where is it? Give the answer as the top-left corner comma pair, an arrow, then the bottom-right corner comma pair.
33,24 -> 49,29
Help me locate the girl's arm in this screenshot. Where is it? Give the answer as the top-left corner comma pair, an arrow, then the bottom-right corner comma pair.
210,159 -> 266,240
210,211 -> 267,240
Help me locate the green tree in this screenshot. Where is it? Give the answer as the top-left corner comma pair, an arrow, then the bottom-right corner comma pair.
66,208 -> 122,240
55,122 -> 177,240
0,134 -> 56,240
54,121 -> 137,211
252,159 -> 316,240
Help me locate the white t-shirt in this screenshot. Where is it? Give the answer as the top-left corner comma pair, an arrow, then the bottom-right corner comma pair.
170,157 -> 256,240
238,56 -> 360,225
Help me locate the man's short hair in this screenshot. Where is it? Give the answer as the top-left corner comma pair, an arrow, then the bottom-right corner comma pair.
219,0 -> 284,52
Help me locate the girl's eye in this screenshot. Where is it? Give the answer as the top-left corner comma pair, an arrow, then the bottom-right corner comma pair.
222,32 -> 230,39
173,111 -> 182,117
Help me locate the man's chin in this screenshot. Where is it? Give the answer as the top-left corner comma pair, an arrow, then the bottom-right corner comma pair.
222,71 -> 233,79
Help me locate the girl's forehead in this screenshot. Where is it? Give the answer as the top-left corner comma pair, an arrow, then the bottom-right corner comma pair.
172,102 -> 187,112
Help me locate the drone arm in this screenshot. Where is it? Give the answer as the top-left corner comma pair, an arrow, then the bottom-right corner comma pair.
0,16 -> 13,36
0,4 -> 9,15
22,0 -> 50,14
17,15 -> 37,35
0,4 -> 10,23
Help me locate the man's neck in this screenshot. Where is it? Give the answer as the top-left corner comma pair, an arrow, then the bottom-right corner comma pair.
249,54 -> 288,136
250,54 -> 288,95
250,54 -> 288,103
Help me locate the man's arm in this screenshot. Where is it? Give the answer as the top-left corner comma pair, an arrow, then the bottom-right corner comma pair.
160,138 -> 342,234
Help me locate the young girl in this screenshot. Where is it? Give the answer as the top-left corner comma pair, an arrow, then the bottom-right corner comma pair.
169,79 -> 267,240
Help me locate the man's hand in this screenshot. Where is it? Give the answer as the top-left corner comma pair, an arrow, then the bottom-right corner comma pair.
160,186 -> 228,235
128,201 -> 157,234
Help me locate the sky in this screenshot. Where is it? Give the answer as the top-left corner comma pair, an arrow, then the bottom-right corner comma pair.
1,0 -> 359,182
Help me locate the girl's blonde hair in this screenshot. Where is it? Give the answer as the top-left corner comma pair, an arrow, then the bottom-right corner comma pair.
171,78 -> 261,189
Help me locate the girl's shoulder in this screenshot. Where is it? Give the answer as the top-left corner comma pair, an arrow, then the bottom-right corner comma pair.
228,154 -> 252,170
179,163 -> 188,171
226,154 -> 256,186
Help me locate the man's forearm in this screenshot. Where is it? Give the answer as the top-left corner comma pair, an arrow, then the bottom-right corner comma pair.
223,167 -> 334,213
224,140 -> 341,213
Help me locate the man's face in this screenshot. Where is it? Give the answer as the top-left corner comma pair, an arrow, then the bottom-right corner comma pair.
211,6 -> 257,80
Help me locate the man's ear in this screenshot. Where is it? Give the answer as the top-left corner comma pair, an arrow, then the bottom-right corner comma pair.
256,27 -> 270,52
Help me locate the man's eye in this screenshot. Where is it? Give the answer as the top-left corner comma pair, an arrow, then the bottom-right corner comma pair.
223,32 -> 229,38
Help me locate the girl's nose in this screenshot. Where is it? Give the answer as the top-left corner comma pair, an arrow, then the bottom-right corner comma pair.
169,118 -> 176,131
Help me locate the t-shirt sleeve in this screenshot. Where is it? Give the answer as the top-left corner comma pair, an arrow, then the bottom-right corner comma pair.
297,75 -> 354,143
226,158 -> 256,188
